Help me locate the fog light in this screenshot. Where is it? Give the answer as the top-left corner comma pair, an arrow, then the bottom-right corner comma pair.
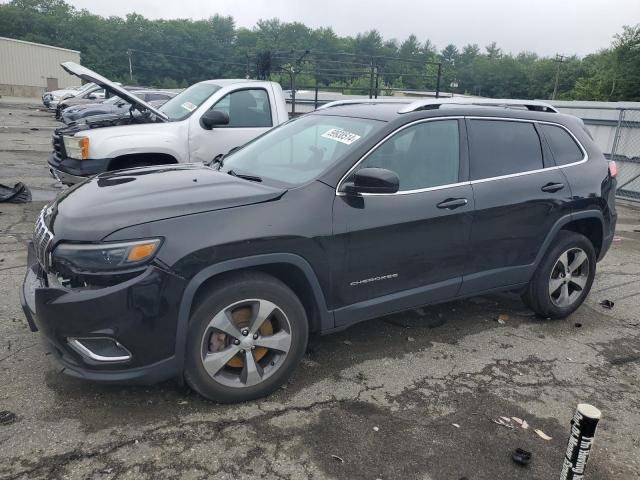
67,337 -> 132,363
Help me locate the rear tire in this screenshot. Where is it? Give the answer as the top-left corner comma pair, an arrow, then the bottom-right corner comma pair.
184,272 -> 308,403
522,231 -> 596,319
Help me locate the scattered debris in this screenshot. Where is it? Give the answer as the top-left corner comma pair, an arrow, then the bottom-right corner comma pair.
491,417 -> 514,429
0,411 -> 16,425
497,313 -> 509,323
599,299 -> 614,309
343,340 -> 353,346
511,417 -> 530,430
331,454 -> 344,463
407,337 -> 415,342
177,400 -> 188,405
452,423 -> 460,428
512,447 -> 532,466
534,429 -> 552,441
574,323 -> 582,328
373,426 -> 379,432
0,183 -> 31,203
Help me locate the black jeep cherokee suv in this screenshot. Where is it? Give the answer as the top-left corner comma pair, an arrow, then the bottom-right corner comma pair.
21,100 -> 617,403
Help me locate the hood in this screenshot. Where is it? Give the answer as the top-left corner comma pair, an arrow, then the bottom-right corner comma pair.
61,62 -> 168,122
64,102 -> 106,113
48,88 -> 79,98
48,164 -> 286,241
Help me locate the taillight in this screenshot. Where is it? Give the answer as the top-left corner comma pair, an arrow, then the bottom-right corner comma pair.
608,160 -> 617,178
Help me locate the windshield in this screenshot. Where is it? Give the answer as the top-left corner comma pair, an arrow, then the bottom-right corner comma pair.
159,83 -> 221,121
76,82 -> 95,94
221,114 -> 385,186
103,95 -> 127,105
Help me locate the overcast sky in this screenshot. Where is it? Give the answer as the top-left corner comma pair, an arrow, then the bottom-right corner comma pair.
64,0 -> 639,57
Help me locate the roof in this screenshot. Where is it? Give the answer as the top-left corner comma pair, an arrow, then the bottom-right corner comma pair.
0,36 -> 80,54
313,102 -> 408,121
199,79 -> 267,86
313,102 -> 579,126
319,97 -> 558,114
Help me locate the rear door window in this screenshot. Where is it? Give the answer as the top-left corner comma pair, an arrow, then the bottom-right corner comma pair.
468,120 -> 543,180
540,124 -> 584,165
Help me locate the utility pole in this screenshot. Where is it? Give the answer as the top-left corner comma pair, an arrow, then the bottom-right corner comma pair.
289,50 -> 310,115
127,50 -> 133,81
435,63 -> 442,98
552,54 -> 565,100
369,58 -> 375,99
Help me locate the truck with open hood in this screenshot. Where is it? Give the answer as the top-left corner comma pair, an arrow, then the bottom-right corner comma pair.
48,62 -> 288,185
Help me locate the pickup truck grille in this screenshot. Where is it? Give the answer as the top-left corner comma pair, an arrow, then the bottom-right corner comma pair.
33,207 -> 54,272
51,131 -> 65,161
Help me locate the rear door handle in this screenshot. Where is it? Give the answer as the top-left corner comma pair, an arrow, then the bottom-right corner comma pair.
541,182 -> 565,193
437,198 -> 468,209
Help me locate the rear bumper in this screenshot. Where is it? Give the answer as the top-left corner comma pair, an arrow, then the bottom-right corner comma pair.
20,242 -> 187,384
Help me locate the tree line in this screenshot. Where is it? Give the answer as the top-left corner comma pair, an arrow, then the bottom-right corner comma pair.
1,0 -> 638,101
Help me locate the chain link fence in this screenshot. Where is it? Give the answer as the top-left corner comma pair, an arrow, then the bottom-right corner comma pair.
610,108 -> 640,202
553,104 -> 640,203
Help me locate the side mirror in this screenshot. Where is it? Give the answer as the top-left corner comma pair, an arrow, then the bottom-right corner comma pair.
344,167 -> 399,195
201,110 -> 229,130
87,93 -> 97,99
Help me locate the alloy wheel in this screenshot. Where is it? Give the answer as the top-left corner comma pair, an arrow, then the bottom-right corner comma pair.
548,247 -> 590,308
200,299 -> 292,388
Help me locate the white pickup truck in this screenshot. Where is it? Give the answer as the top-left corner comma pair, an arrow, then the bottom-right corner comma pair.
48,62 -> 289,184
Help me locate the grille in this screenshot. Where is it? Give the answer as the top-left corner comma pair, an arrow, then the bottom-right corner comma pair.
51,131 -> 65,161
33,207 -> 54,272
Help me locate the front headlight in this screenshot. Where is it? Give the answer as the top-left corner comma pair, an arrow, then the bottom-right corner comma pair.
63,135 -> 89,160
53,239 -> 162,272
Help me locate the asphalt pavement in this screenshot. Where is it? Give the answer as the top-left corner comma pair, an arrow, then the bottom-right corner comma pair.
1,98 -> 639,480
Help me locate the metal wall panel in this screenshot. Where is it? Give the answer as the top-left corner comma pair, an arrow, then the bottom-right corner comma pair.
0,37 -> 81,89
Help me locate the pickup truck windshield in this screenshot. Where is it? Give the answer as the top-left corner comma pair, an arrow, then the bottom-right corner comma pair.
159,83 -> 221,121
221,114 -> 385,186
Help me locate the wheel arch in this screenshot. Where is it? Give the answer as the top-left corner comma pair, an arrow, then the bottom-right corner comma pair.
534,211 -> 605,269
175,254 -> 333,369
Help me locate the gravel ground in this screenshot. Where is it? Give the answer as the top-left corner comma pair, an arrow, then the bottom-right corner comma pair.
1,98 -> 639,480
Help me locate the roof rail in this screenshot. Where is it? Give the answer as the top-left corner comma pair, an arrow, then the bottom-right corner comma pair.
398,98 -> 559,114
317,99 -> 413,110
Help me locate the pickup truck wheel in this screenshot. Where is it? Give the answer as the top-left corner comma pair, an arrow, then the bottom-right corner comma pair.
184,272 -> 308,403
521,231 -> 596,319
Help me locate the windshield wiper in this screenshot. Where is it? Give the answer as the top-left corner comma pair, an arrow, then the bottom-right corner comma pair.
227,169 -> 262,182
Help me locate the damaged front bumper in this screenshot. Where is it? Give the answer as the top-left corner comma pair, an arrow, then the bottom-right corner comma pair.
48,153 -> 110,185
20,242 -> 187,384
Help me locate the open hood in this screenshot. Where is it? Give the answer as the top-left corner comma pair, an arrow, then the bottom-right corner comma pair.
60,62 -> 169,122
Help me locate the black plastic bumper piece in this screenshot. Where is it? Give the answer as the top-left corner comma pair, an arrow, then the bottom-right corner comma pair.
48,153 -> 111,180
21,244 -> 187,384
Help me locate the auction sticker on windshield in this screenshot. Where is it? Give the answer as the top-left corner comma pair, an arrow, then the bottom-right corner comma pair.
181,102 -> 197,112
321,128 -> 361,145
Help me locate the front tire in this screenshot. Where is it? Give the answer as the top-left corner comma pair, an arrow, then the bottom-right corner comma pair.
184,272 -> 308,403
522,231 -> 596,319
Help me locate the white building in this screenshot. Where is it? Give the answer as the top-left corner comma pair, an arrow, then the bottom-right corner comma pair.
0,37 -> 81,98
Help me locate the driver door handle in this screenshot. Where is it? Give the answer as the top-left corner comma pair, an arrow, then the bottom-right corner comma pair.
541,182 -> 565,193
437,198 -> 468,210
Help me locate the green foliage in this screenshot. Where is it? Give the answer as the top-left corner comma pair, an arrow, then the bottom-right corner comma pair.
0,0 -> 637,100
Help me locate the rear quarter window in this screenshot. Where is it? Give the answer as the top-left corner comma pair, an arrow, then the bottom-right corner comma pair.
469,119 -> 543,180
540,124 -> 584,166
